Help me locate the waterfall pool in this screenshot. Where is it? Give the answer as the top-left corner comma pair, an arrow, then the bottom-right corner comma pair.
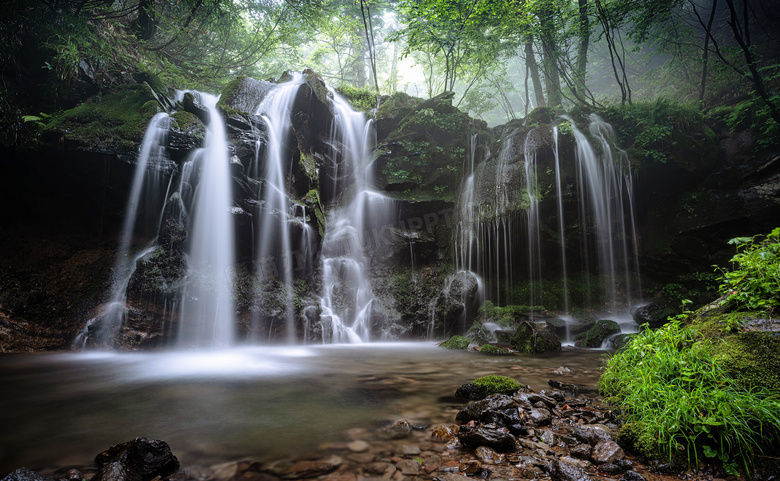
0,344 -> 607,472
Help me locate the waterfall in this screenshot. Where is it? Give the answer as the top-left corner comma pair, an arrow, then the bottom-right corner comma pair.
553,126 -> 570,315
318,92 -> 395,343
73,113 -> 171,349
254,73 -> 305,343
523,130 -> 542,314
177,92 -> 237,348
565,114 -> 639,312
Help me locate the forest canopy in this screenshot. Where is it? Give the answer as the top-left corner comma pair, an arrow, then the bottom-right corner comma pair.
1,0 -> 779,127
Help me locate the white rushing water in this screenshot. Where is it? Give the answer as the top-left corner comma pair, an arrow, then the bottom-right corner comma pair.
73,113 -> 171,349
318,91 -> 396,343
177,92 -> 237,348
254,73 -> 305,343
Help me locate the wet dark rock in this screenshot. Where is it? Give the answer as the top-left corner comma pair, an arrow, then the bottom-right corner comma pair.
571,426 -> 614,446
540,389 -> 567,403
582,320 -> 621,348
550,459 -> 592,481
548,379 -> 579,394
632,302 -> 676,330
457,423 -> 517,451
590,440 -> 624,464
458,460 -> 482,474
536,428 -> 557,446
526,408 -> 552,426
95,437 -> 179,481
181,92 -> 210,125
598,463 -> 624,474
91,461 -> 141,481
455,394 -> 516,423
0,468 -> 57,481
570,443 -> 591,459
619,471 -> 647,481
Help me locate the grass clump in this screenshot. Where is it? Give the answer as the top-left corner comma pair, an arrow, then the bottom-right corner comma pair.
717,227 -> 780,314
600,317 -> 780,475
440,335 -> 469,350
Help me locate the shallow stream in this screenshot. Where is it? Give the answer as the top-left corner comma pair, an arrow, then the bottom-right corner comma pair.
0,344 -> 607,473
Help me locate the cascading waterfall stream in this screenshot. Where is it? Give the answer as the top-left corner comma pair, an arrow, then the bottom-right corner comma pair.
177,92 -> 237,348
254,73 -> 305,343
565,114 -> 639,314
73,113 -> 171,349
318,92 -> 395,343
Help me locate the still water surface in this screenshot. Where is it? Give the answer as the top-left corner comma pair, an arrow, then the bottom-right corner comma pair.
0,343 -> 607,473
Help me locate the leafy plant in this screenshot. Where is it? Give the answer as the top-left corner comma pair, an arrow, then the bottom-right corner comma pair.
717,227 -> 780,313
601,317 -> 780,475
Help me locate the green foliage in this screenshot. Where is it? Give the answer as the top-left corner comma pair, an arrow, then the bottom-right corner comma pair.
602,98 -> 703,164
336,85 -> 378,113
441,334 -> 470,350
600,318 -> 780,473
707,97 -> 780,151
717,228 -> 780,313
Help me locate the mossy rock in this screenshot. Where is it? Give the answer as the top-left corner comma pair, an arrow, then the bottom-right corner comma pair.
583,319 -> 621,348
510,321 -> 561,353
479,344 -> 512,355
713,330 -> 780,392
526,106 -> 555,125
43,84 -> 159,151
441,334 -> 470,350
455,374 -> 521,400
216,75 -> 274,115
616,421 -> 660,459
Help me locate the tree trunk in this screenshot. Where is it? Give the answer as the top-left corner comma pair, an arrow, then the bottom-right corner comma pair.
537,3 -> 562,106
699,0 -> 719,104
524,40 -> 546,108
723,0 -> 780,124
135,0 -> 156,41
575,0 -> 590,95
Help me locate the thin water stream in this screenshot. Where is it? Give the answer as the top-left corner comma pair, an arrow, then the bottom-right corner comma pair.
0,346 -> 606,473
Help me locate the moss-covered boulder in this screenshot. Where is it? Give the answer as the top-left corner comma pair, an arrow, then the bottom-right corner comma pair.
479,344 -> 512,355
582,319 -> 621,348
441,334 -> 470,350
510,321 -> 561,353
42,84 -> 160,154
455,374 -> 522,400
693,305 -> 780,392
375,91 -> 487,201
216,75 -> 274,115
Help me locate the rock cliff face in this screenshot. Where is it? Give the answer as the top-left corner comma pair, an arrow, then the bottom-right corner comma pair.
1,71 -> 779,351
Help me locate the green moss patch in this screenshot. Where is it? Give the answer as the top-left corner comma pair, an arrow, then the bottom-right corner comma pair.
44,84 -> 158,150
440,335 -> 469,350
455,374 -> 521,399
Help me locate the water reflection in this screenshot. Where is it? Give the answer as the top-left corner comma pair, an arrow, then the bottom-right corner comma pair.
0,344 -> 606,472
